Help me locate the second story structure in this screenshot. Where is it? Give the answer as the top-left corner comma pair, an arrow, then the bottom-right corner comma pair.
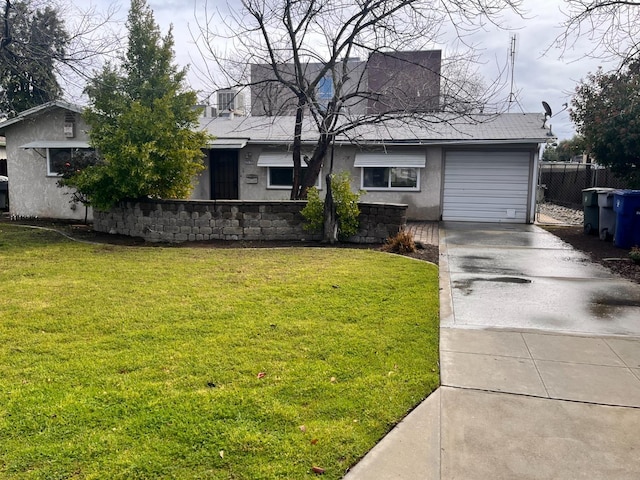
250,50 -> 441,117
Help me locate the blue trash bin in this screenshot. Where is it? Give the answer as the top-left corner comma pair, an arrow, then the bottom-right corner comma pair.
613,190 -> 640,249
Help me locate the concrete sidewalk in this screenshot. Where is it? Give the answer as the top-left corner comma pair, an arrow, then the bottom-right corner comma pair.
345,222 -> 640,479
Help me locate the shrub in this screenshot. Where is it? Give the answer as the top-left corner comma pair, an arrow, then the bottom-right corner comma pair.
301,186 -> 325,234
57,150 -> 103,222
382,230 -> 417,254
301,172 -> 363,240
630,246 -> 640,264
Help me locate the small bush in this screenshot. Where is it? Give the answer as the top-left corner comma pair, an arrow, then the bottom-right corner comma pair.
332,172 -> 362,239
301,186 -> 325,234
301,172 -> 363,240
382,230 -> 416,254
630,246 -> 640,264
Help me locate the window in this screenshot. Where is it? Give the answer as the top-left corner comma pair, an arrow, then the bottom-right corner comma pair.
218,91 -> 235,111
47,148 -> 73,176
47,148 -> 94,176
258,153 -> 322,190
355,152 -> 425,191
317,75 -> 334,109
267,167 -> 321,189
362,167 -> 419,190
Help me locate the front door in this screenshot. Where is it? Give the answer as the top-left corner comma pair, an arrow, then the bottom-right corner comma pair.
209,149 -> 238,200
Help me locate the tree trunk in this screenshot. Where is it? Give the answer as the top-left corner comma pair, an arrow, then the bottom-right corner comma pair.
290,104 -> 305,200
294,134 -> 332,199
322,173 -> 337,244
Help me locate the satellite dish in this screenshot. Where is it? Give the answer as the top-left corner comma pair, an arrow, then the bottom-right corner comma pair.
542,101 -> 552,118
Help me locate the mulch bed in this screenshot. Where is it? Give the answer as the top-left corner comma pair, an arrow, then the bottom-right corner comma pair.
394,244 -> 439,264
542,225 -> 640,285
0,217 -> 440,265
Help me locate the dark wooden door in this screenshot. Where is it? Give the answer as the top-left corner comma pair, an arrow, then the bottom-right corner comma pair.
209,150 -> 238,200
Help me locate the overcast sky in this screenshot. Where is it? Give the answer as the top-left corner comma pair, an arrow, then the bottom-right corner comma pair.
84,0 -> 615,141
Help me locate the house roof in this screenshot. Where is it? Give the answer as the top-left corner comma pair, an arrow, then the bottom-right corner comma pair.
0,101 -> 552,147
0,100 -> 84,134
198,113 -> 553,146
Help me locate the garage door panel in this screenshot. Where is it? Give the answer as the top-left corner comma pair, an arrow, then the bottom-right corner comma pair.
445,179 -> 529,187
445,182 -> 528,191
447,205 -> 527,216
445,196 -> 528,206
446,188 -> 528,194
443,151 -> 531,223
446,212 -> 528,223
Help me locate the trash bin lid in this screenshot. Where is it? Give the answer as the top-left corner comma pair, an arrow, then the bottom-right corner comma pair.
583,187 -> 616,194
614,189 -> 640,196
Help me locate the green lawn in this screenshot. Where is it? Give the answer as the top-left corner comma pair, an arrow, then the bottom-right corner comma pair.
0,225 -> 439,479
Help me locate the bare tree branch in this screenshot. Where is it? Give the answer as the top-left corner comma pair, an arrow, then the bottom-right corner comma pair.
194,0 -> 523,202
552,0 -> 640,65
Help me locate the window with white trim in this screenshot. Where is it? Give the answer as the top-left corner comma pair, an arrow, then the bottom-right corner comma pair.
363,167 -> 419,189
257,153 -> 321,190
47,148 -> 73,176
355,152 -> 425,191
47,148 -> 94,176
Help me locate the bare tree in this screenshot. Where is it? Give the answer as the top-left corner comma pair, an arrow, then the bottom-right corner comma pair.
195,0 -> 521,241
554,0 -> 640,64
1,0 -> 121,117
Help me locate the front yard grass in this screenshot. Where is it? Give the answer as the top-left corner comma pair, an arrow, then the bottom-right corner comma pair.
0,225 -> 439,479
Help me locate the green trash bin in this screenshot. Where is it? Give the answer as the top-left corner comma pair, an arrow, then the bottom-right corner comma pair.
582,188 -> 615,234
582,188 -> 612,234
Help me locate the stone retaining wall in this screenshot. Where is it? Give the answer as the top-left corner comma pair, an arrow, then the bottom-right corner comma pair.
93,199 -> 407,244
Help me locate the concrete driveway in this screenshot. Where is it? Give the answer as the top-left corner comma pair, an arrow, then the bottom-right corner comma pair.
346,222 -> 640,479
441,222 -> 640,336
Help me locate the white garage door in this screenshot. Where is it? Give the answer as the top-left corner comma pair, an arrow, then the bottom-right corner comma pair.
443,151 -> 531,223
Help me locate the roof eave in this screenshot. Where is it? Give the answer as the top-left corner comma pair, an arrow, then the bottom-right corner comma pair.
235,137 -> 550,147
0,100 -> 84,133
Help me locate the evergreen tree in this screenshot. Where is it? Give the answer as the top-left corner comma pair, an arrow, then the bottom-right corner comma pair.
0,1 -> 68,117
63,0 -> 208,210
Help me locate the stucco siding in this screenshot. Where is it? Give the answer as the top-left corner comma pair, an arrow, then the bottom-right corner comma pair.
189,155 -> 210,200
241,145 -> 329,201
5,107 -> 93,221
345,146 -> 442,221
196,144 -> 442,221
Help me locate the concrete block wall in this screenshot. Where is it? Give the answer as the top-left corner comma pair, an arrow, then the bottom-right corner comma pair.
93,199 -> 407,244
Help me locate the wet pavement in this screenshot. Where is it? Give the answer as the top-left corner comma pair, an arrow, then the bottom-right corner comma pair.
345,222 -> 640,480
441,222 -> 640,336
